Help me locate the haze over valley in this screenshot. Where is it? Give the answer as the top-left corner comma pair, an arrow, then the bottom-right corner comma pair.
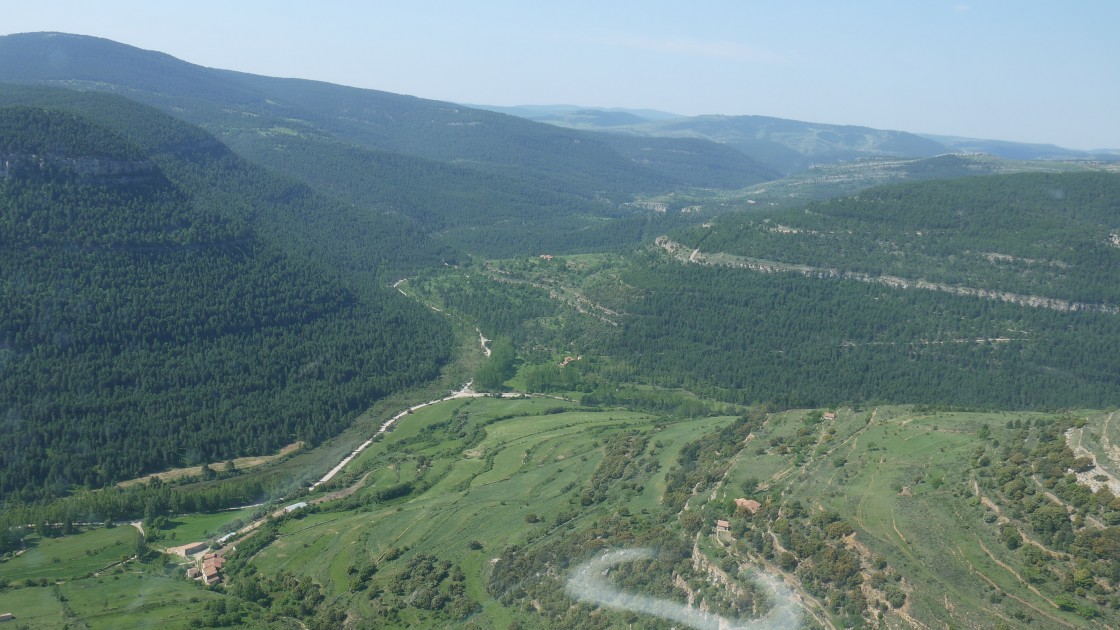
1,11 -> 1120,629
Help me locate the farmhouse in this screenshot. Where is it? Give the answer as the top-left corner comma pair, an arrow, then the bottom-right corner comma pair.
715,519 -> 730,532
823,412 -> 837,421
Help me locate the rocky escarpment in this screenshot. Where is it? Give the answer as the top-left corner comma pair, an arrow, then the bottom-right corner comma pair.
656,236 -> 1120,316
1,153 -> 161,185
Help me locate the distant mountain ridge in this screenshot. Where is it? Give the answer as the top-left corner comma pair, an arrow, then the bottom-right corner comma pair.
0,32 -> 780,257
473,105 -> 951,174
480,103 -> 1119,170
919,132 -> 1120,160
469,103 -> 684,123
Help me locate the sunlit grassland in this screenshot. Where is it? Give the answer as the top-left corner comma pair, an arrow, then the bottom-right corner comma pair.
10,397 -> 1111,628
718,407 -> 1089,628
59,573 -> 223,630
0,526 -> 140,582
158,507 -> 258,546
246,396 -> 740,626
0,585 -> 66,628
0,573 -> 223,630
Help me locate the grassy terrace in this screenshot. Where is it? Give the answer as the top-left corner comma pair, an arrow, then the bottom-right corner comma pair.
3,399 -> 1116,627
715,407 -> 1096,628
246,395 -> 739,626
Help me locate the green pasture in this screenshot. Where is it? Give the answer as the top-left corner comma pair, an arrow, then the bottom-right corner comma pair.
341,396 -> 578,478
158,507 -> 257,546
59,573 -> 223,629
0,585 -> 66,628
633,415 -> 738,512
0,573 -> 222,630
720,407 -> 1088,628
247,398 -> 740,625
12,397 -> 1107,628
0,526 -> 140,582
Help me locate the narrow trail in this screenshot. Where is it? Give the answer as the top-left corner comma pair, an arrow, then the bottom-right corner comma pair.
220,382 -> 541,553
854,457 -> 884,532
976,538 -> 1058,609
970,477 -> 1063,558
963,546 -> 1075,629
310,380 -> 493,490
1030,475 -> 1107,529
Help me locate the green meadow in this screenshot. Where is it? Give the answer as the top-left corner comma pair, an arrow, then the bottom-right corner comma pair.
4,399 -> 1116,628
158,508 -> 259,546
0,526 -> 140,582
247,396 -> 740,626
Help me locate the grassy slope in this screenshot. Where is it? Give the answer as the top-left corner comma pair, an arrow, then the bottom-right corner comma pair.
247,396 -> 738,627
719,407 -> 1102,628
4,400 -> 1118,627
249,399 -> 1119,628
0,527 -> 140,582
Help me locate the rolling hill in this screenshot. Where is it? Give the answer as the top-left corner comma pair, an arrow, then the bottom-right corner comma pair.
489,104 -> 1120,169
0,90 -> 452,501
0,32 -> 779,255
4,30 -> 1120,630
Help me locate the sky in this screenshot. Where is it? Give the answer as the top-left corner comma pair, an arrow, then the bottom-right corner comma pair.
3,0 -> 1119,150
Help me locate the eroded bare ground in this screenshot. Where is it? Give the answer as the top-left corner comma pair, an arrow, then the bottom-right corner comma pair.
655,237 -> 1120,316
1065,413 -> 1120,496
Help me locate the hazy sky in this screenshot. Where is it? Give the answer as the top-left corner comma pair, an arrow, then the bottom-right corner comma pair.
3,1 -> 1118,150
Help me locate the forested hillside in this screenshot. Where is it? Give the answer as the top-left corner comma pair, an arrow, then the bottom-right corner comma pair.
0,98 -> 452,501
0,32 -> 782,256
3,30 -> 1120,630
675,172 -> 1120,304
411,171 -> 1120,411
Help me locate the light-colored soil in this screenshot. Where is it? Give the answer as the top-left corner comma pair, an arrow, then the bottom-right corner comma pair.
117,442 -> 303,488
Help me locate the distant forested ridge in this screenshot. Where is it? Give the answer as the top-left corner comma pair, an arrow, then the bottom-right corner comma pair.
419,171 -> 1120,411
0,97 -> 452,501
673,172 -> 1120,305
596,256 -> 1120,409
0,33 -> 784,257
597,172 -> 1120,408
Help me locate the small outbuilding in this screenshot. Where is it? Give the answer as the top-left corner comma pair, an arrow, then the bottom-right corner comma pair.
715,519 -> 731,532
